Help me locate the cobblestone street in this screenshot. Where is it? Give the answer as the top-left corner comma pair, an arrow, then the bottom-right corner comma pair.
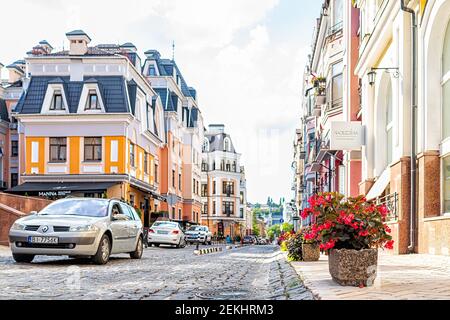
0,245 -> 314,300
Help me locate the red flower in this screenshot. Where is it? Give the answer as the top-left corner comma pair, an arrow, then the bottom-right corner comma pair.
358,230 -> 369,237
384,240 -> 394,250
384,225 -> 392,233
379,204 -> 389,217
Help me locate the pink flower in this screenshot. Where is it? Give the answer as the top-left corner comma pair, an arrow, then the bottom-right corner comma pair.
379,204 -> 389,217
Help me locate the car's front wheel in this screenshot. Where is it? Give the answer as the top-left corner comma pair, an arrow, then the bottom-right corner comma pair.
92,234 -> 111,265
12,254 -> 35,263
130,237 -> 143,259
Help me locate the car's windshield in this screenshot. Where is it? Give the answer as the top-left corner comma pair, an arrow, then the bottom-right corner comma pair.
152,222 -> 178,228
39,199 -> 109,217
188,226 -> 204,231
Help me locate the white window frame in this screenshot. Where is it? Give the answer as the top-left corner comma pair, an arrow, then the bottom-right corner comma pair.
41,84 -> 70,114
76,83 -> 106,114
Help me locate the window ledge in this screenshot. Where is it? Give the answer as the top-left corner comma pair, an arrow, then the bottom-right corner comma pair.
423,214 -> 450,222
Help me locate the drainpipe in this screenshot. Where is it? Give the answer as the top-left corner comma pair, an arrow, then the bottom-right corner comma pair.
400,0 -> 417,254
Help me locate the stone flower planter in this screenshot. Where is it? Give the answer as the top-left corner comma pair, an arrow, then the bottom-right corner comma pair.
302,243 -> 320,261
328,248 -> 378,287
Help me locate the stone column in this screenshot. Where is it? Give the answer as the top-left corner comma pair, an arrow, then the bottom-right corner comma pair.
389,157 -> 411,254
417,151 -> 440,253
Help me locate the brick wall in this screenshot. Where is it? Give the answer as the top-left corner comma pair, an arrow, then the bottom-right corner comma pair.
0,193 -> 52,246
0,193 -> 52,213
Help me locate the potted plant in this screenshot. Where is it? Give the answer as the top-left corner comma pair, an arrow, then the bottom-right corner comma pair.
302,192 -> 393,287
301,226 -> 321,262
286,232 -> 303,261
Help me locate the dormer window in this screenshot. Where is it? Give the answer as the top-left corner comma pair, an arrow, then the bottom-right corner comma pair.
50,92 -> 65,110
86,90 -> 100,110
148,65 -> 156,76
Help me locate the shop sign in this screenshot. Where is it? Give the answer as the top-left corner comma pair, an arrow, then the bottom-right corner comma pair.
330,121 -> 364,150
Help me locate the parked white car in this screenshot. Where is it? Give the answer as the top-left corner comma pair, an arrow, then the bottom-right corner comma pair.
148,221 -> 186,248
9,198 -> 144,265
185,225 -> 212,245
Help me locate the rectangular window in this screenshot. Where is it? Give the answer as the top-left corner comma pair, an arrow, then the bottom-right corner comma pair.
202,162 -> 208,172
172,207 -> 176,219
331,61 -> 343,108
202,204 -> 208,215
86,91 -> 100,110
223,181 -> 235,196
212,201 -> 216,215
10,173 -> 18,188
213,181 -> 216,194
31,141 -> 39,163
84,137 -> 102,161
201,184 -> 208,197
51,92 -> 64,110
49,137 -> 67,162
172,170 -> 176,187
179,173 -> 182,190
193,179 -> 196,194
155,164 -> 159,183
178,209 -> 182,220
223,201 -> 234,215
144,153 -> 149,174
130,143 -> 135,167
11,140 -> 18,157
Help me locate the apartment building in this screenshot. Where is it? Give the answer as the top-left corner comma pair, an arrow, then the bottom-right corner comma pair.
8,30 -> 166,228
142,50 -> 204,223
201,124 -> 246,238
295,0 -> 450,256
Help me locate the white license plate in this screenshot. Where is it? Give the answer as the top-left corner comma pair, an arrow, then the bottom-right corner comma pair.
28,236 -> 59,244
157,231 -> 169,235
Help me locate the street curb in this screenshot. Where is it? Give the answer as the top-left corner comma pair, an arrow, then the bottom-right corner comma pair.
194,247 -> 223,255
285,254 -> 322,300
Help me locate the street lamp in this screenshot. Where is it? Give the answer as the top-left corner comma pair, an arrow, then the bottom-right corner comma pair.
368,67 -> 399,86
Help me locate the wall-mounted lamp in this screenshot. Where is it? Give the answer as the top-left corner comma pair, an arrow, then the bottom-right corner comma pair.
368,67 -> 400,86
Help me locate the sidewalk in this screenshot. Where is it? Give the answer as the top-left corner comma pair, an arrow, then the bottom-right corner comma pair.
290,252 -> 450,300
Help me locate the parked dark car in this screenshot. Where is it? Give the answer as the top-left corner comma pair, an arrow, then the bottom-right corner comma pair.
243,236 -> 254,245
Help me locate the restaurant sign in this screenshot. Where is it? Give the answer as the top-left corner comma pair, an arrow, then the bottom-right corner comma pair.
330,121 -> 364,151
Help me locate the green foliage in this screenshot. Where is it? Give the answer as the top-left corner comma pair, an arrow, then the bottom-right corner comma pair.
281,222 -> 294,233
286,233 -> 303,262
280,241 -> 288,252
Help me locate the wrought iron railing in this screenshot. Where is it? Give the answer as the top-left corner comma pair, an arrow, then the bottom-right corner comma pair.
328,21 -> 343,37
376,192 -> 399,221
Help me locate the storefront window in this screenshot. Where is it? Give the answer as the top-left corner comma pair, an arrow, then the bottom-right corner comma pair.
443,21 -> 450,139
443,156 -> 450,213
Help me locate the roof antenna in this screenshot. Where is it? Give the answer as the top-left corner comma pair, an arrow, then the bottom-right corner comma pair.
172,40 -> 175,61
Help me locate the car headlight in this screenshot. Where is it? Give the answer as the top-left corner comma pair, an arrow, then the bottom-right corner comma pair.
11,222 -> 26,231
69,225 -> 99,232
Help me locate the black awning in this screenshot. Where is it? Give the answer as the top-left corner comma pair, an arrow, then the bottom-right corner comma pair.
7,182 -> 118,195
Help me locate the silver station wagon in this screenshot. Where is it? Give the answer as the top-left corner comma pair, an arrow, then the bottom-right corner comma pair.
9,198 -> 144,265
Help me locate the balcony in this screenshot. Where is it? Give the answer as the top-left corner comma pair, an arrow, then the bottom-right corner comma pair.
315,139 -> 330,163
326,97 -> 343,114
376,193 -> 399,222
327,21 -> 343,38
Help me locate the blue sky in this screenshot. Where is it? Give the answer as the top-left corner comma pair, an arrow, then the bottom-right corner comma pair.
0,0 -> 322,204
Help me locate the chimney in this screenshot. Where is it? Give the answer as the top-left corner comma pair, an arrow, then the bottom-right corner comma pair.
66,30 -> 91,55
208,124 -> 225,134
144,50 -> 161,60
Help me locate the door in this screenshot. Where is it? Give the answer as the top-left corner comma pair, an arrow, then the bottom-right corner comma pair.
109,202 -> 129,253
120,203 -> 140,252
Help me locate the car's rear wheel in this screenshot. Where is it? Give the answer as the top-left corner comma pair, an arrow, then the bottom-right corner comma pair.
92,234 -> 110,265
12,254 -> 35,263
130,237 -> 143,259
153,243 -> 160,247
177,238 -> 186,248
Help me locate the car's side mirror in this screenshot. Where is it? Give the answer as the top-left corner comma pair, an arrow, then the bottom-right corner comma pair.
30,211 -> 38,215
112,214 -> 129,221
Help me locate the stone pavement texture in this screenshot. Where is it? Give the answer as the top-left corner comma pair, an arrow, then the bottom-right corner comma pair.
0,244 -> 314,300
290,252 -> 450,300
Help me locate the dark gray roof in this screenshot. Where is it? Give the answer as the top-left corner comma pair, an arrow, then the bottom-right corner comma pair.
127,80 -> 137,115
39,40 -> 53,48
206,133 -> 236,153
66,30 -> 91,41
187,107 -> 199,128
0,99 -> 10,122
154,88 -> 179,112
121,42 -> 137,49
145,54 -> 195,99
15,76 -> 130,114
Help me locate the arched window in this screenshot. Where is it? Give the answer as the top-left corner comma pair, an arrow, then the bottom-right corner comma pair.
202,138 -> 209,152
386,78 -> 393,166
224,138 -> 231,152
443,21 -> 450,139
